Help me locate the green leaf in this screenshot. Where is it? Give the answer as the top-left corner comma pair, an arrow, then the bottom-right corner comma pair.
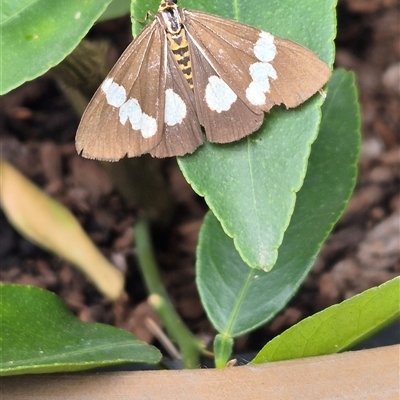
178,0 -> 336,270
1,0 -> 113,94
0,284 -> 161,376
131,0 -> 160,36
252,277 -> 400,363
99,0 -> 130,21
196,69 -> 361,338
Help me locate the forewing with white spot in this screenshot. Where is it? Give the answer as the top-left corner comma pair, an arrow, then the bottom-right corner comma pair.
187,30 -> 264,143
183,9 -> 331,113
76,22 -> 166,161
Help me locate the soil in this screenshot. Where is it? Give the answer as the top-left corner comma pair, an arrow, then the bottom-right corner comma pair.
1,0 -> 399,361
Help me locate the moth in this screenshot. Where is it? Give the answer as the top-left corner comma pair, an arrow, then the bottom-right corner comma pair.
76,0 -> 331,160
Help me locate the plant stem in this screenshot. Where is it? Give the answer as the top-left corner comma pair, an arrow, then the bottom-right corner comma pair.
134,217 -> 205,368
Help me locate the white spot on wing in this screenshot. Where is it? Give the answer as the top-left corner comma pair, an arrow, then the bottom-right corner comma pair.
119,99 -> 157,138
246,82 -> 266,106
205,76 -> 237,113
101,78 -> 157,138
119,99 -> 142,129
254,32 -> 276,62
101,78 -> 126,107
250,62 -> 277,90
246,32 -> 278,106
140,113 -> 157,138
164,89 -> 186,126
75,11 -> 81,19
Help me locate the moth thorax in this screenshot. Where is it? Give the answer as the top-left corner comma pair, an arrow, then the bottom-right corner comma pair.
159,1 -> 181,33
166,29 -> 194,89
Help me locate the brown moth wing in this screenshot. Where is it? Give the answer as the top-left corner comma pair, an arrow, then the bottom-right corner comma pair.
188,35 -> 264,144
150,44 -> 204,157
76,22 -> 166,161
266,37 -> 331,108
182,9 -> 331,113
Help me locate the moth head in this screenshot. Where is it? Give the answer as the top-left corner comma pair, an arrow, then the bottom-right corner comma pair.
158,0 -> 182,34
158,0 -> 178,12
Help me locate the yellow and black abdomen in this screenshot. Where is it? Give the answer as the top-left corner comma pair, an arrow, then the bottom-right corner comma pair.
166,29 -> 194,89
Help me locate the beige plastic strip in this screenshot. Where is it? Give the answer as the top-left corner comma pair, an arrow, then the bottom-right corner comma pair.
1,345 -> 399,399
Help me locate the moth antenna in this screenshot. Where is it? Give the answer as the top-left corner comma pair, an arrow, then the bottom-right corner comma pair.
131,10 -> 155,25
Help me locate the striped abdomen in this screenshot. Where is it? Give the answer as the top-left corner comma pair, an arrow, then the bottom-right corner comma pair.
167,29 -> 194,89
